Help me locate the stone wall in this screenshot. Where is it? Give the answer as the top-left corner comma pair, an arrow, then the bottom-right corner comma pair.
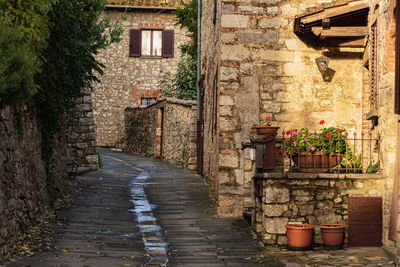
0,105 -> 68,263
93,9 -> 189,147
201,0 -> 224,213
253,173 -> 385,246
201,0 -> 366,218
67,87 -> 99,169
367,0 -> 399,247
125,98 -> 197,171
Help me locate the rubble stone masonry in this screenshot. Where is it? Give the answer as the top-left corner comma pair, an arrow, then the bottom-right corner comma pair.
0,105 -> 68,263
125,98 -> 197,171
368,0 -> 398,247
67,87 -> 99,169
93,9 -> 188,147
202,0 -> 366,218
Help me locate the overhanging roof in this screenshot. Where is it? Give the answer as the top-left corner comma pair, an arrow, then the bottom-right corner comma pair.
294,0 -> 369,47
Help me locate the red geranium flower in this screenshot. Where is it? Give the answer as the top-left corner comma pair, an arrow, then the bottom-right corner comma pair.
337,128 -> 341,132
319,120 -> 325,125
278,149 -> 283,155
286,130 -> 291,135
327,132 -> 332,138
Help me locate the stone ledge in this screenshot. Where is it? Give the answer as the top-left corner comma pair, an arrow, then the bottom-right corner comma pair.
254,172 -> 382,180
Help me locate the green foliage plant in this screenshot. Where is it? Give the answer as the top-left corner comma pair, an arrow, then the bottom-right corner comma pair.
160,54 -> 197,100
160,0 -> 197,100
173,0 -> 198,58
0,20 -> 37,106
34,0 -> 122,193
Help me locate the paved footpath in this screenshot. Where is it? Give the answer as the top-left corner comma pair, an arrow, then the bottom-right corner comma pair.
7,148 -> 283,267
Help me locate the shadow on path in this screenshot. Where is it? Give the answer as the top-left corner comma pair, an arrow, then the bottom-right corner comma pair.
6,148 -> 283,267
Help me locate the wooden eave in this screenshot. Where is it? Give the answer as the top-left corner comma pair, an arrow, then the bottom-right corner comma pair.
294,1 -> 369,48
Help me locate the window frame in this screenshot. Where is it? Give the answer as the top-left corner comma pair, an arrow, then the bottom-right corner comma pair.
140,29 -> 163,58
140,97 -> 156,107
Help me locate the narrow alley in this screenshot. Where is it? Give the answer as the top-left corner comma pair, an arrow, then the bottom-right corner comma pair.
6,148 -> 283,267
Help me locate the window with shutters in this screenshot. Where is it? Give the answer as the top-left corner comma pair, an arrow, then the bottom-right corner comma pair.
129,29 -> 174,58
370,22 -> 378,110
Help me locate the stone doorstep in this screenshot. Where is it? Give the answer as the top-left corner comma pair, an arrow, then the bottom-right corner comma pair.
254,172 -> 382,180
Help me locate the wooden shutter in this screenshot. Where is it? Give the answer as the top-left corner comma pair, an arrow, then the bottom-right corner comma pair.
162,30 -> 174,58
395,4 -> 400,114
129,29 -> 141,57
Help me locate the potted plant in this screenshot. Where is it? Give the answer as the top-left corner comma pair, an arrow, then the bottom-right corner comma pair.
251,116 -> 280,136
283,120 -> 347,173
319,224 -> 346,250
285,223 -> 315,250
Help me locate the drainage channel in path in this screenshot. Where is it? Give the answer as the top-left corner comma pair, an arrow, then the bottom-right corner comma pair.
103,155 -> 169,266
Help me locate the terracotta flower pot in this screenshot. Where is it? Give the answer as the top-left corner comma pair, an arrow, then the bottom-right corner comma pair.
253,126 -> 280,135
319,224 -> 346,250
285,224 -> 315,250
291,152 -> 342,173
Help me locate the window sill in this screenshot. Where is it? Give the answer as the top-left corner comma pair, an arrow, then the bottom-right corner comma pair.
139,56 -> 163,59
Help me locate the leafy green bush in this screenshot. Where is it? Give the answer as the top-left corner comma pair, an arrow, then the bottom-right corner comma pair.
35,0 -> 122,184
0,20 -> 36,106
160,0 -> 197,100
160,54 -> 197,100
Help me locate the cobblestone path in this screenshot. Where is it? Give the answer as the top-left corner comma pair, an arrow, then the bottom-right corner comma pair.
7,148 -> 283,267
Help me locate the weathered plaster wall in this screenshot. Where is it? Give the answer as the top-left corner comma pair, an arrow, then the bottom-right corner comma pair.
208,0 -> 365,217
92,9 -> 188,147
67,87 -> 99,169
0,105 -> 68,263
125,98 -> 197,170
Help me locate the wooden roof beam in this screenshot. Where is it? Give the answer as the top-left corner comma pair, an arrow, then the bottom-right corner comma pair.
312,26 -> 369,37
301,2 -> 369,24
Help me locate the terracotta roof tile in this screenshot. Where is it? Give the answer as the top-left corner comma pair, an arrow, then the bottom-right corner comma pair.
106,0 -> 182,8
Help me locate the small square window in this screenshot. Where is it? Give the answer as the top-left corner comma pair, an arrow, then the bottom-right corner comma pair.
141,97 -> 156,107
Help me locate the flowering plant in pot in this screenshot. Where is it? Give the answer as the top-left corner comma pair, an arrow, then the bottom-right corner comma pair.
251,116 -> 279,135
283,120 -> 347,172
285,223 -> 315,250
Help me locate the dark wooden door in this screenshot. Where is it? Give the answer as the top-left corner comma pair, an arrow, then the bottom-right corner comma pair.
348,197 -> 382,247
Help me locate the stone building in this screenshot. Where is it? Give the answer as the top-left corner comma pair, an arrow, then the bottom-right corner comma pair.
125,98 -> 197,171
92,0 -> 189,147
200,0 -> 400,249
